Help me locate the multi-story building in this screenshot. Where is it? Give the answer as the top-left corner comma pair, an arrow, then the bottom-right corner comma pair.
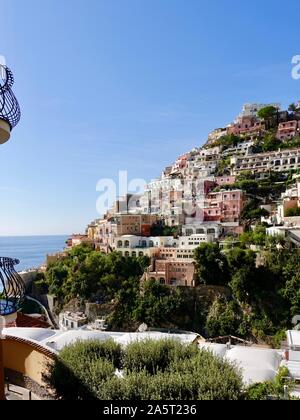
146,259 -> 196,287
228,117 -> 266,138
203,190 -> 245,223
277,121 -> 300,141
207,127 -> 229,145
95,214 -> 158,250
231,148 -> 300,174
182,222 -> 221,239
221,141 -> 254,158
237,103 -> 280,120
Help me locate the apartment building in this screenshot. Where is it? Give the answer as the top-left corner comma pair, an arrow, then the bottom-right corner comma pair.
145,259 -> 196,287
231,148 -> 300,174
95,214 -> 158,249
228,117 -> 266,137
277,121 -> 300,141
203,190 -> 245,223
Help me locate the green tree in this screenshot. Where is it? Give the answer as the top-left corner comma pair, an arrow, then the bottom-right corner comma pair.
288,103 -> 296,113
261,133 -> 281,152
194,243 -> 230,285
241,200 -> 269,230
257,106 -> 277,121
205,297 -> 242,337
134,279 -> 183,326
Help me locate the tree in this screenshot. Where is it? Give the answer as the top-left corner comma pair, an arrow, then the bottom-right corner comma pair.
205,297 -> 242,337
194,243 -> 230,285
134,279 -> 183,326
241,200 -> 269,230
288,103 -> 296,113
227,248 -> 256,272
257,106 -> 277,121
261,133 -> 281,152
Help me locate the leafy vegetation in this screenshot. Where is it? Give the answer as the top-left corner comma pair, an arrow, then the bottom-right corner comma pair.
192,241 -> 300,341
245,367 -> 292,400
257,106 -> 278,121
45,339 -> 244,400
285,207 -> 300,217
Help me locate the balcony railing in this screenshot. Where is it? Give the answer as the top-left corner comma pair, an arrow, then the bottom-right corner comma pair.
0,65 -> 21,130
0,257 -> 25,316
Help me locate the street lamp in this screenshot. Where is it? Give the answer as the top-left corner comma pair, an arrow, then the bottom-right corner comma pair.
0,64 -> 22,400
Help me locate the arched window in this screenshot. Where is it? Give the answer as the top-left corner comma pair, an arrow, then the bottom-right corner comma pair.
139,252 -> 144,257
124,241 -> 130,248
117,241 -> 123,248
196,229 -> 205,234
159,278 -> 166,285
125,251 -> 130,257
132,251 -> 137,258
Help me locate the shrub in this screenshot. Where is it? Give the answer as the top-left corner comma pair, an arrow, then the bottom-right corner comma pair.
44,340 -> 122,400
46,339 -> 244,400
285,207 -> 300,217
123,339 -> 198,375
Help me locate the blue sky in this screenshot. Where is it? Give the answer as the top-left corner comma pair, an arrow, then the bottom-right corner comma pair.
0,0 -> 300,235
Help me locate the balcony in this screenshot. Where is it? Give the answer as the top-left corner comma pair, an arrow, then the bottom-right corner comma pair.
0,65 -> 21,144
0,257 -> 25,316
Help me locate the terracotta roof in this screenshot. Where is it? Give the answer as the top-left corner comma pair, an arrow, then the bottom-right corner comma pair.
15,313 -> 51,329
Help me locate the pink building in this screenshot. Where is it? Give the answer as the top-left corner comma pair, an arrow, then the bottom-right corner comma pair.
215,176 -> 236,186
228,117 -> 265,137
277,121 -> 300,141
203,190 -> 245,223
146,259 -> 196,287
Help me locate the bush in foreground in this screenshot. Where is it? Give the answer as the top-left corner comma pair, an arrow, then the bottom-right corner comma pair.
44,339 -> 243,400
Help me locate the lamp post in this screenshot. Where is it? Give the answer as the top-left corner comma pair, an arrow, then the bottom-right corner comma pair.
0,64 -> 22,400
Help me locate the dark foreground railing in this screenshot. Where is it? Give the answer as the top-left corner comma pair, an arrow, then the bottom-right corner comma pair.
0,257 -> 25,316
0,65 -> 21,130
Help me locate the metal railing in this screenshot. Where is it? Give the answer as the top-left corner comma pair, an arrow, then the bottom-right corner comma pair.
0,65 -> 21,130
0,257 -> 25,316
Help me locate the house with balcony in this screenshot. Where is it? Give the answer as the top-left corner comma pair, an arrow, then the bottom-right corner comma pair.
231,148 -> 300,174
277,120 -> 300,141
203,190 -> 245,223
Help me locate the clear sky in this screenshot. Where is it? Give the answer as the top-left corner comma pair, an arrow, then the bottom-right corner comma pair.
0,0 -> 300,236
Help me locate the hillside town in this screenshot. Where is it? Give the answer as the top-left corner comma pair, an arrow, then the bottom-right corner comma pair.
61,101 -> 300,288
3,100 -> 300,401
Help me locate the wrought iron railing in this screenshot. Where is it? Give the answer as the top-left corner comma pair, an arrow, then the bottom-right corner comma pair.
0,65 -> 21,129
0,257 -> 25,316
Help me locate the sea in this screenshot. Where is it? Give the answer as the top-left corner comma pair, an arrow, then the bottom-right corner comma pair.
0,235 -> 68,272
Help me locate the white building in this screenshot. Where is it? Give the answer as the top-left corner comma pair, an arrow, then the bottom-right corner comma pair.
182,222 -> 221,239
59,312 -> 88,331
237,103 -> 280,120
179,234 -> 215,249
